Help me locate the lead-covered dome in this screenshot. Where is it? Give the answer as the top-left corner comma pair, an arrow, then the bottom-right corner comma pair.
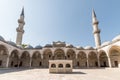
44,44 -> 53,47
76,46 -> 84,50
35,45 -> 42,49
25,45 -> 33,49
0,35 -> 5,41
66,44 -> 74,48
7,41 -> 16,46
112,35 -> 120,42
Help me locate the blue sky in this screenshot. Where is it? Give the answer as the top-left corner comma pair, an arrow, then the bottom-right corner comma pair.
0,0 -> 120,47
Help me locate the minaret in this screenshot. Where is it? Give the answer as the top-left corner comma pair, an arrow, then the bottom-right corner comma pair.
16,7 -> 25,45
92,9 -> 101,48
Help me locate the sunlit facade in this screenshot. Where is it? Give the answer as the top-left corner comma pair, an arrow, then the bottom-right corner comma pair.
0,8 -> 120,68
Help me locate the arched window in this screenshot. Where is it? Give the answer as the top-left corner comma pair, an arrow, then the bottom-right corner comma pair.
58,64 -> 63,68
51,64 -> 56,68
66,64 -> 71,68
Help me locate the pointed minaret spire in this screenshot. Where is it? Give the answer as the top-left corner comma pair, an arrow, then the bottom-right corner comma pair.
92,9 -> 98,25
92,9 -> 96,18
16,7 -> 25,45
92,9 -> 101,48
21,7 -> 24,17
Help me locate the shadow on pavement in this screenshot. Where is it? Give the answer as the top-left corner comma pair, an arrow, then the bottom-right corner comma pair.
0,68 -> 33,74
50,71 -> 86,74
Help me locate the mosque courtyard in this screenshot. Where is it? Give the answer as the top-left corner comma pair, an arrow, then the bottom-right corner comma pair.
0,68 -> 119,80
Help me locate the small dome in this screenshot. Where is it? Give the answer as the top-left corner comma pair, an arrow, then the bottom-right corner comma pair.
112,35 -> 120,41
0,35 -> 5,41
44,44 -> 52,47
7,41 -> 16,46
35,45 -> 42,49
66,44 -> 73,48
25,45 -> 33,49
76,46 -> 84,49
101,41 -> 110,46
85,46 -> 94,50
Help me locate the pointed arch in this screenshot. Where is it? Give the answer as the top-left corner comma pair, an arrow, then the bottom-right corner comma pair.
43,49 -> 52,59
54,49 -> 65,60
9,50 -> 19,67
20,51 -> 30,67
77,51 -> 87,68
32,51 -> 42,67
98,50 -> 109,67
66,49 -> 76,59
88,51 -> 98,67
